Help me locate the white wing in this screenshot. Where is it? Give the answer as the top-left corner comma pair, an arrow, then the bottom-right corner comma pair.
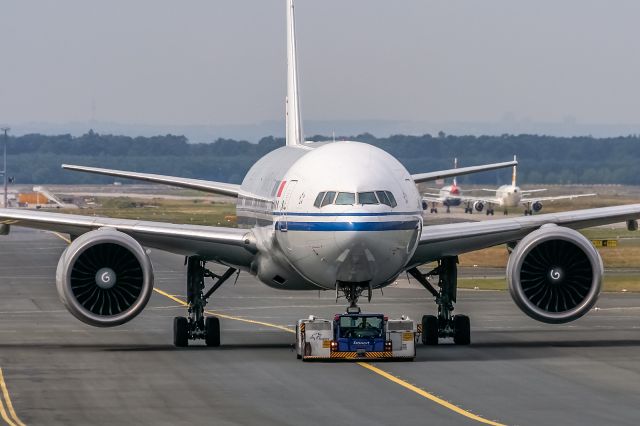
408,204 -> 640,267
520,193 -> 597,205
0,209 -> 256,269
411,160 -> 517,184
62,164 -> 242,198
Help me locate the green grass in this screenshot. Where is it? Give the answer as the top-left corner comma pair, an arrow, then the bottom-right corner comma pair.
459,275 -> 640,293
57,197 -> 237,227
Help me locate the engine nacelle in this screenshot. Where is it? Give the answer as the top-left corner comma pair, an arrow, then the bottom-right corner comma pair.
532,201 -> 543,212
56,229 -> 154,327
507,225 -> 602,324
473,201 -> 485,212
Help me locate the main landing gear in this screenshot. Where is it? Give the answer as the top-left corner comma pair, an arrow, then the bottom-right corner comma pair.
407,256 -> 471,345
174,256 -> 237,347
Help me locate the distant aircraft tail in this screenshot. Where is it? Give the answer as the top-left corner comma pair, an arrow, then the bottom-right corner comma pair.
453,158 -> 458,186
511,155 -> 517,186
286,0 -> 304,147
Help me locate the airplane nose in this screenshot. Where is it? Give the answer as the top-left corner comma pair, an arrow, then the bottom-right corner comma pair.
333,223 -> 419,284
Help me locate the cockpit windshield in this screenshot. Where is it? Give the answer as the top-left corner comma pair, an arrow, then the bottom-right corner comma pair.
335,192 -> 356,205
314,190 -> 398,208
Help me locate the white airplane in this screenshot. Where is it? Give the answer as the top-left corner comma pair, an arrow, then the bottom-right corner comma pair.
422,158 -> 464,213
462,156 -> 596,216
1,0 -> 639,348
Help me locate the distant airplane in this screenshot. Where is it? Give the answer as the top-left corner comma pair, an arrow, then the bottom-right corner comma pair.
422,158 -> 463,213
463,156 -> 596,215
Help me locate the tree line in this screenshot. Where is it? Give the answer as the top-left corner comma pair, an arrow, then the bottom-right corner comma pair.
3,130 -> 640,185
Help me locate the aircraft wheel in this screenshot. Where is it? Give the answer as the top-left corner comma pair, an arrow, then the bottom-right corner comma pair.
421,315 -> 439,345
453,315 -> 471,345
205,316 -> 221,347
174,316 -> 189,347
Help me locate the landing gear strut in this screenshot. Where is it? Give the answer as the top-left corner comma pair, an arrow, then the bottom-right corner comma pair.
174,256 -> 237,347
407,257 -> 470,345
336,281 -> 371,313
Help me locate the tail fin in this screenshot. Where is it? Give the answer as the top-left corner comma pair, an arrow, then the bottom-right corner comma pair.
286,0 -> 304,146
453,158 -> 458,186
511,155 -> 517,186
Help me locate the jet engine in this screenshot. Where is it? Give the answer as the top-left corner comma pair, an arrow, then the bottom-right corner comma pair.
56,229 -> 154,327
532,201 -> 543,212
507,225 -> 602,324
473,201 -> 485,212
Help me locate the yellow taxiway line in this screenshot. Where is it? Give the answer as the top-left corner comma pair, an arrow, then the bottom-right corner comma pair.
0,368 -> 26,426
48,232 -> 503,425
357,362 -> 505,426
153,288 -> 294,334
153,288 -> 505,425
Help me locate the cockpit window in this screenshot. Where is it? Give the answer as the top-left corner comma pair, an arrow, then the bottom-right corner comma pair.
315,190 -> 397,208
335,192 -> 355,205
376,191 -> 391,207
358,192 -> 378,205
385,191 -> 398,207
321,191 -> 337,207
313,192 -> 325,208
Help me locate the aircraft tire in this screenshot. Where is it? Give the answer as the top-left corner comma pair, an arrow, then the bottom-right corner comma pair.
421,315 -> 439,345
174,316 -> 189,347
205,316 -> 221,347
453,315 -> 471,345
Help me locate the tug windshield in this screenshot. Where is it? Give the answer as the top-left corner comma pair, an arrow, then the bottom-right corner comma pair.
338,315 -> 384,339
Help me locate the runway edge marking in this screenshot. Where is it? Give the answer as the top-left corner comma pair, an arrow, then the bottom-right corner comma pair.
0,367 -> 26,426
154,288 -> 505,426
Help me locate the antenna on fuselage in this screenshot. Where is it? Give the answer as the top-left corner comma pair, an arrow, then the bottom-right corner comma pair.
286,0 -> 304,147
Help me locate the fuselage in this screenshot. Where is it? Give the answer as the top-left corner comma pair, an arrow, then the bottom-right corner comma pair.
495,185 -> 522,208
236,141 -> 423,291
439,184 -> 462,207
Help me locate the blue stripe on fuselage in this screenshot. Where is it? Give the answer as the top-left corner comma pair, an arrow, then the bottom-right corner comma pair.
273,211 -> 422,217
275,220 -> 419,231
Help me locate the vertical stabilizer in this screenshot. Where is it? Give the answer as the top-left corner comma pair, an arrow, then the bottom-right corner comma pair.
453,158 -> 458,186
511,155 -> 517,186
286,0 -> 304,146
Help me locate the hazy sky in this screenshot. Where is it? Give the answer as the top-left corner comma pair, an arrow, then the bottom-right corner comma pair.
1,0 -> 639,128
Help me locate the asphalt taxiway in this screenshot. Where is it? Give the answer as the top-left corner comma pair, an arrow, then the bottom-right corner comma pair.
1,228 -> 640,425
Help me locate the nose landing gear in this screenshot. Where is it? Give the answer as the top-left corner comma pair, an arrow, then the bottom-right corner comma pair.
336,281 -> 372,313
407,256 -> 471,345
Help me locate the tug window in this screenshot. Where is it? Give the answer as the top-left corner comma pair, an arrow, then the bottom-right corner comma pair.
313,192 -> 325,208
335,192 -> 356,205
358,192 -> 378,205
321,191 -> 337,207
385,191 -> 398,208
376,191 -> 391,207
